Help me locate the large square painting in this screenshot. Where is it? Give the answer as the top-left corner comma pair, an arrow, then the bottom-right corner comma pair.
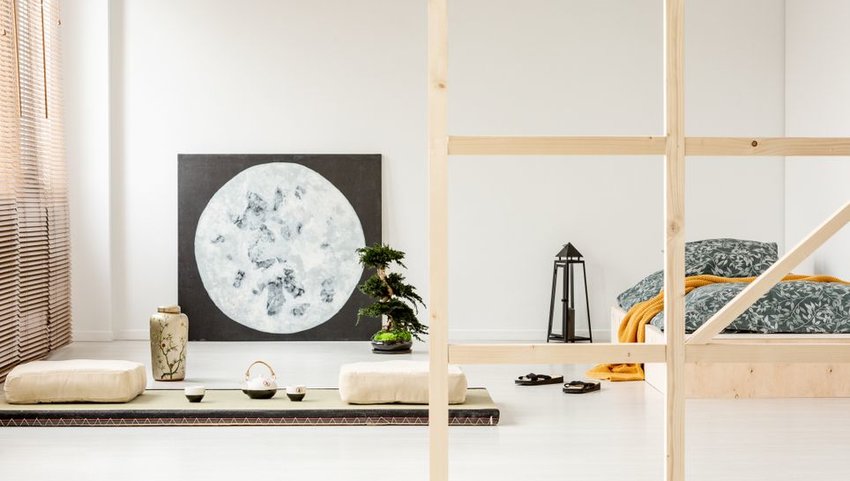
178,154 -> 381,341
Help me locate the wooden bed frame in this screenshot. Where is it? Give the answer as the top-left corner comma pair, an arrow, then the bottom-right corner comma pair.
611,307 -> 850,398
425,0 -> 850,480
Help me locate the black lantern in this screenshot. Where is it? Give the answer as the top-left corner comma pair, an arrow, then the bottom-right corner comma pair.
547,243 -> 592,343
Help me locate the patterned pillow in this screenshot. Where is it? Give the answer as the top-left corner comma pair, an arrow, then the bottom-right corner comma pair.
685,238 -> 778,278
616,239 -> 778,310
617,270 -> 664,311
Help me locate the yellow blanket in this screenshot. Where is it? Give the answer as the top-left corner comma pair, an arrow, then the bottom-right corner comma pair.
587,274 -> 847,382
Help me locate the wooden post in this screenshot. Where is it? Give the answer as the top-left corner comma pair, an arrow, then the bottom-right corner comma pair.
427,1 -> 449,481
664,1 -> 686,480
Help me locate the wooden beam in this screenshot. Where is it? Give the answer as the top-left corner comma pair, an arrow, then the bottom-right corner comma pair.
427,1 -> 449,481
686,343 -> 850,363
448,136 -> 666,156
664,1 -> 686,480
687,201 -> 850,345
448,343 -> 666,365
686,137 -> 850,156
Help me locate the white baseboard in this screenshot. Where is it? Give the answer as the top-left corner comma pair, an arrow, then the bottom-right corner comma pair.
71,330 -> 114,342
79,328 -> 613,343
448,328 -> 611,343
114,329 -> 148,340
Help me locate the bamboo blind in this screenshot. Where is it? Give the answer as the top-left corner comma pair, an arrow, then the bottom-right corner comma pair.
0,0 -> 70,382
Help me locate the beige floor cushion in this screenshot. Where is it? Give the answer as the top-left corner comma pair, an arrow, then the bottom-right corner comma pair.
339,360 -> 468,405
4,360 -> 147,404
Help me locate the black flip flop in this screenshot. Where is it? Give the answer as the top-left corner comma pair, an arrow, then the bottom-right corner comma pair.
563,380 -> 601,394
515,373 -> 564,386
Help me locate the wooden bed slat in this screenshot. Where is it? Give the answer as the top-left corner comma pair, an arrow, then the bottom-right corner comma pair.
448,136 -> 666,156
447,136 -> 850,157
686,137 -> 850,156
686,342 -> 850,363
447,343 -> 666,365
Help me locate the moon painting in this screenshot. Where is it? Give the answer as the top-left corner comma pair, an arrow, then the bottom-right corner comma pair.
195,163 -> 365,334
178,154 -> 381,341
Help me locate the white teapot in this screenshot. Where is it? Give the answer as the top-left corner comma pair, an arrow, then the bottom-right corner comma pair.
242,360 -> 278,399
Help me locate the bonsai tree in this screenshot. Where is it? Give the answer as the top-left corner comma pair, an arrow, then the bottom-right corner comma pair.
357,243 -> 428,343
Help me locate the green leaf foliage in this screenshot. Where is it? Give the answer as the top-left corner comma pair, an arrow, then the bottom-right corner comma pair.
356,244 -> 407,270
385,273 -> 424,312
356,243 -> 428,341
359,276 -> 391,299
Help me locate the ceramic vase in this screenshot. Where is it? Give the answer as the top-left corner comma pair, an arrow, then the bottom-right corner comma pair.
149,305 -> 188,381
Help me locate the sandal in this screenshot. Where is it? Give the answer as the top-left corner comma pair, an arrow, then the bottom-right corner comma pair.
563,380 -> 601,394
515,373 -> 564,386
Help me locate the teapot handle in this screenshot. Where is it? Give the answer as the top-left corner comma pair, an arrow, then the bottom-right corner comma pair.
244,360 -> 276,382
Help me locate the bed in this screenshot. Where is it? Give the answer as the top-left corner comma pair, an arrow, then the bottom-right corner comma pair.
610,238 -> 850,398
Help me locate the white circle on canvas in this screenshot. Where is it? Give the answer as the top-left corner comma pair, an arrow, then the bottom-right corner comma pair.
194,162 -> 365,334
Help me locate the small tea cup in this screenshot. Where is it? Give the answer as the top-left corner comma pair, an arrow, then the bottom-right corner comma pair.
185,385 -> 206,403
286,385 -> 306,401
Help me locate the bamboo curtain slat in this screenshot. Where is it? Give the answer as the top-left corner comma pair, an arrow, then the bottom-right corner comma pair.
0,0 -> 70,382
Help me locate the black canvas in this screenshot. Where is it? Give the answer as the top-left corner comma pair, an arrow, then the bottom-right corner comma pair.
178,154 -> 381,341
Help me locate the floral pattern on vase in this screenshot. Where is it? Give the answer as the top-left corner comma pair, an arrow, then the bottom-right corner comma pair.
150,305 -> 188,381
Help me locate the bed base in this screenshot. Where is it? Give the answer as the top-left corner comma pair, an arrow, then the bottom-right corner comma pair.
611,306 -> 850,398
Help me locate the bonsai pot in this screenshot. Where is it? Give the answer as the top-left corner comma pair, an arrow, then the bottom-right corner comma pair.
371,339 -> 413,354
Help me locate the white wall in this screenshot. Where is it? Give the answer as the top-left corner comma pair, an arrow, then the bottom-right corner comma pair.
108,0 -> 427,339
63,0 -> 113,341
785,0 -> 850,279
63,0 -> 788,341
685,0 -> 786,243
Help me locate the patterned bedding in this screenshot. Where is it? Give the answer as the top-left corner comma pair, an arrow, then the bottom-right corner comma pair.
617,238 -> 778,310
649,280 -> 850,334
616,238 -> 850,334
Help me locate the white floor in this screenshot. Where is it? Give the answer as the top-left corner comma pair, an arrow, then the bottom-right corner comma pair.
2,341 -> 850,481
